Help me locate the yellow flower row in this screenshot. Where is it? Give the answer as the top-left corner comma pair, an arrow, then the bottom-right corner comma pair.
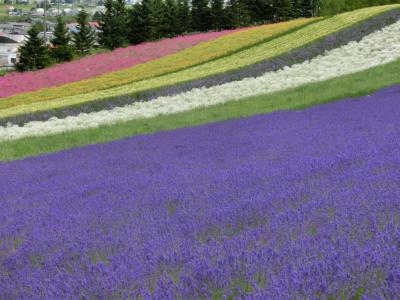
0,18 -> 314,108
0,4 -> 399,119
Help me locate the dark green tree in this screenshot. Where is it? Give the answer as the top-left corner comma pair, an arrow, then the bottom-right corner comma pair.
72,9 -> 96,55
163,0 -> 179,37
210,0 -> 225,30
176,0 -> 191,33
145,0 -> 166,40
51,16 -> 73,62
98,0 -> 129,49
300,0 -> 315,17
16,26 -> 51,71
127,0 -> 165,43
224,0 -> 250,28
238,0 -> 274,24
92,11 -> 102,22
274,0 -> 292,21
291,0 -> 303,18
191,0 -> 212,32
31,20 -> 45,32
127,2 -> 147,44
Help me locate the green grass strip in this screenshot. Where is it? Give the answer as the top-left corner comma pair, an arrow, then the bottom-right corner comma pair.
1,58 -> 400,162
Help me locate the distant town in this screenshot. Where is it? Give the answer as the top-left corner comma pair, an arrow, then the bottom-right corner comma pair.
0,0 -> 108,68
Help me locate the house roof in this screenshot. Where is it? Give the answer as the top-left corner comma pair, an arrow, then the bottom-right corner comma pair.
0,36 -> 18,44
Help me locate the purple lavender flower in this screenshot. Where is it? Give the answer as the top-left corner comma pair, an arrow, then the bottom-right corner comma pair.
1,85 -> 400,298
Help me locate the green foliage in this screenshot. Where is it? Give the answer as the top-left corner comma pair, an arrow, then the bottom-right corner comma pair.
51,16 -> 73,62
163,0 -> 180,36
92,11 -> 102,22
129,0 -> 191,39
319,0 -> 400,15
224,0 -> 251,28
242,0 -> 274,23
16,26 -> 51,72
210,0 -> 225,30
31,20 -> 45,33
145,0 -> 167,40
274,0 -> 293,21
98,0 -> 129,49
0,69 -> 12,77
122,0 -> 395,46
177,0 -> 191,33
128,0 -> 170,43
72,8 -> 96,55
353,287 -> 365,300
127,3 -> 147,44
191,0 -> 211,31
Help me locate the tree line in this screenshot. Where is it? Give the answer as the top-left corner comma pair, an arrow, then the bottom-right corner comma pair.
16,0 -> 400,71
97,0 -> 400,49
99,0 -> 320,49
16,9 -> 95,71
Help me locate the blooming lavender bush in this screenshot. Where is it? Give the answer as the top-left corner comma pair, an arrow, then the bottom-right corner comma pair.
4,8 -> 398,126
1,85 -> 400,298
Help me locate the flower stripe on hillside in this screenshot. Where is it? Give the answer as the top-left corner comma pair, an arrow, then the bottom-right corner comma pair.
0,18 -> 314,103
0,30 -> 239,98
0,21 -> 400,141
1,20 -> 400,141
0,4 -> 397,115
4,7 -> 399,125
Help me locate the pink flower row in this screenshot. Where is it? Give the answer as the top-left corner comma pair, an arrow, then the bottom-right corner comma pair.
0,30 -> 237,98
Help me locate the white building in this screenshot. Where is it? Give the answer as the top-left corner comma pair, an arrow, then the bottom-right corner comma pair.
0,34 -> 19,67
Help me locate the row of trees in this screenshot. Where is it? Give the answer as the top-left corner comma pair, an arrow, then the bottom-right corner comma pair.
98,0 -> 321,49
16,10 -> 96,71
16,0 -> 400,71
17,0 -> 319,70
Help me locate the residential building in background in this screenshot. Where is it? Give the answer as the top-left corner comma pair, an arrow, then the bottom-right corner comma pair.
0,33 -> 18,67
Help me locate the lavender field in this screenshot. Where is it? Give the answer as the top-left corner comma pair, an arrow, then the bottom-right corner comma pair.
0,85 -> 399,298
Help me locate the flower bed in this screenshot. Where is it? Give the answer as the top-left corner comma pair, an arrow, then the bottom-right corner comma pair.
0,30 -> 237,98
1,85 -> 399,298
5,6 -> 398,124
0,18 -> 313,101
2,19 -> 399,141
0,4 -> 396,117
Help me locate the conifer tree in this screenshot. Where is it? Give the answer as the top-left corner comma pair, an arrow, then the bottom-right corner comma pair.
241,0 -> 271,23
225,0 -> 250,28
72,9 -> 96,55
127,0 -> 165,43
145,0 -> 166,40
92,11 -> 102,22
163,0 -> 179,37
304,0 -> 318,17
51,16 -> 73,63
291,0 -> 303,18
127,2 -> 147,44
191,0 -> 212,32
210,0 -> 225,30
98,0 -> 129,49
274,0 -> 292,21
258,0 -> 275,23
176,0 -> 191,33
16,26 -> 51,72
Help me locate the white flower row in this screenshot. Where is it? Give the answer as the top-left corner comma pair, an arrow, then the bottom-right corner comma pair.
1,20 -> 400,142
